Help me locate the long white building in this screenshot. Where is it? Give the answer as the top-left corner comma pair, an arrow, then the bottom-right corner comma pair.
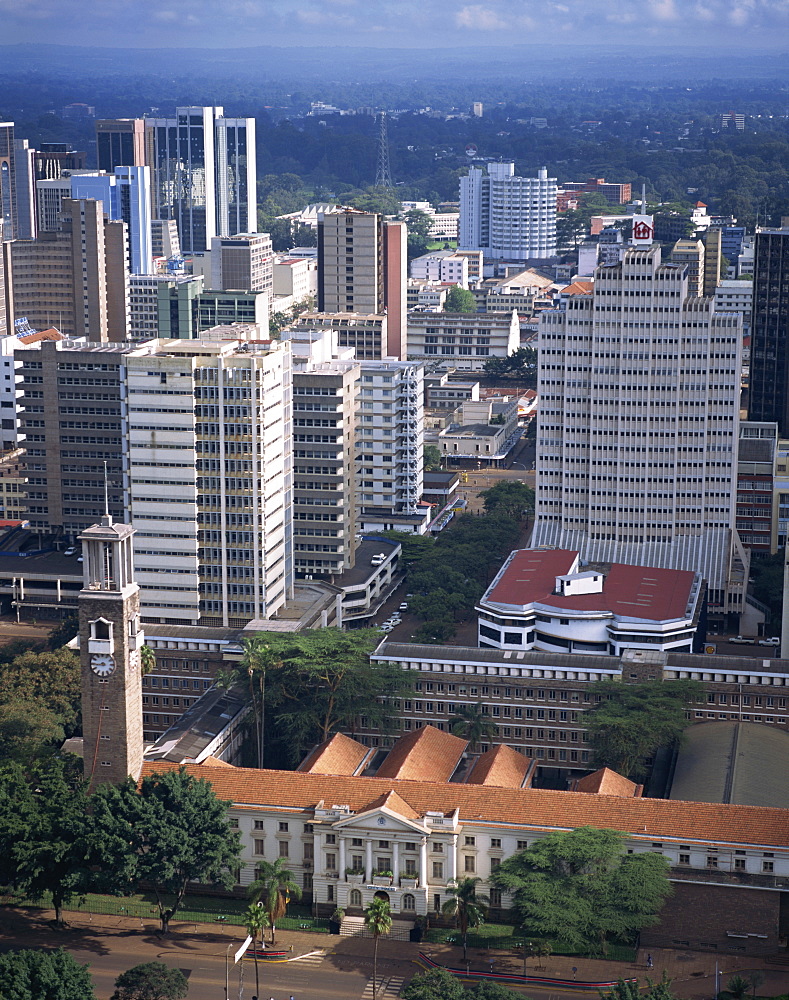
459,163 -> 556,262
532,246 -> 744,619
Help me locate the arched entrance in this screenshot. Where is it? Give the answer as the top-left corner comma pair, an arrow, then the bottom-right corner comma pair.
374,890 -> 390,903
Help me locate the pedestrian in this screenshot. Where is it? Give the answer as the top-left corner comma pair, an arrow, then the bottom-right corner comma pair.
646,954 -> 653,969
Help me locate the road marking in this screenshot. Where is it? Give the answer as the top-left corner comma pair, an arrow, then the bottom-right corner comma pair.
361,975 -> 404,998
289,949 -> 326,967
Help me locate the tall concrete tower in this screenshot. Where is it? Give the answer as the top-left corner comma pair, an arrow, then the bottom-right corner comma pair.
77,515 -> 145,788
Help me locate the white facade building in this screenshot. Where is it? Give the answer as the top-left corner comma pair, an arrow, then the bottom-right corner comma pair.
715,279 -> 753,335
460,163 -> 557,261
407,310 -> 519,372
532,246 -> 744,615
477,548 -> 704,655
126,338 -> 292,627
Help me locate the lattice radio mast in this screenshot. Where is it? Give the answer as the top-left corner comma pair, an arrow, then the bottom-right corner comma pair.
375,111 -> 393,189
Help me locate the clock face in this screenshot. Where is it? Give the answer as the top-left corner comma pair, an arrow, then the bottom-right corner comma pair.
91,654 -> 116,677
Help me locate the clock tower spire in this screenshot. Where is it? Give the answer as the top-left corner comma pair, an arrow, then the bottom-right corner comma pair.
78,514 -> 144,788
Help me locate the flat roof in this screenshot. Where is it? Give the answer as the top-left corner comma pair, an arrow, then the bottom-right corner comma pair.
484,548 -> 697,622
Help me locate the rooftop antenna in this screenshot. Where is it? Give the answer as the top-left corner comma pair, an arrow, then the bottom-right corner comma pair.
375,111 -> 393,189
642,182 -> 647,213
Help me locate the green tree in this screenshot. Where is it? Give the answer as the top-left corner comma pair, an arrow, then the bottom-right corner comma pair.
365,896 -> 393,999
449,702 -> 498,749
444,285 -> 477,313
442,876 -> 489,962
471,983 -> 533,1000
492,827 -> 671,955
728,976 -> 752,1000
0,761 -> 97,926
240,635 -> 282,768
423,444 -> 443,472
111,962 -> 188,1000
47,613 -> 79,650
262,628 -> 413,762
244,903 -> 269,997
404,208 -> 433,259
93,767 -> 241,933
0,701 -> 65,764
480,480 -> 535,519
607,973 -> 677,1000
140,645 -> 156,677
346,187 -> 402,215
402,968 -> 465,1000
586,680 -> 702,779
555,208 -> 587,248
0,648 -> 81,736
0,948 -> 96,1000
248,857 -> 302,946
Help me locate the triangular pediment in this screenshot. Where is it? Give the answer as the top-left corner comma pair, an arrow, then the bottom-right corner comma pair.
332,789 -> 428,834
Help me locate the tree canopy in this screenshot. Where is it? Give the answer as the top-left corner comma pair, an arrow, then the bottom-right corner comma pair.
585,680 -> 702,779
111,963 -> 189,1000
0,948 -> 95,1000
93,767 -> 241,933
480,480 -> 535,519
482,347 -> 538,384
423,444 -> 443,472
491,826 -> 672,955
444,285 -> 477,313
404,208 -> 433,259
403,969 -> 528,1000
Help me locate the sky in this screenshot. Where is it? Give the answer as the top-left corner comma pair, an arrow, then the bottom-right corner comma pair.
1,0 -> 789,49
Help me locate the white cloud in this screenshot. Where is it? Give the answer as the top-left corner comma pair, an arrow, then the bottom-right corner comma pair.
649,0 -> 680,21
455,5 -> 508,29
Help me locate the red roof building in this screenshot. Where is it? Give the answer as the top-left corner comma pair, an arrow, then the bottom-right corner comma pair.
477,548 -> 705,657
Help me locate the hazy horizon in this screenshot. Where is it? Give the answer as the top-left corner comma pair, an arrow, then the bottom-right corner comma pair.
2,0 -> 789,51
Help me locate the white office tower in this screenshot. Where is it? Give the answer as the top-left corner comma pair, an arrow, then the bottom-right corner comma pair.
357,361 -> 424,516
148,107 -> 256,253
532,246 -> 744,616
126,338 -> 292,627
210,232 -> 273,298
460,163 -> 557,262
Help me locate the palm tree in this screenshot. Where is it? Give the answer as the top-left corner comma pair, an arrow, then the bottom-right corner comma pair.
248,858 -> 301,946
140,644 -> 156,677
365,896 -> 392,999
441,876 -> 489,963
244,903 -> 269,998
241,636 -> 281,768
449,702 -> 498,750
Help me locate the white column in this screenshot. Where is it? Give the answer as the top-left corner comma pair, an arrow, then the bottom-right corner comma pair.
419,837 -> 428,888
365,839 -> 373,882
339,837 -> 346,875
448,835 -> 457,882
392,841 -> 400,878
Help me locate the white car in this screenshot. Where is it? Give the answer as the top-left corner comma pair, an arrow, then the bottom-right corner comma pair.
399,602 -> 409,611
758,637 -> 781,646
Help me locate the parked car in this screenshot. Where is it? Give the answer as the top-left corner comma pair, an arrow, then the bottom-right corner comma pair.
730,635 -> 756,645
64,546 -> 76,556
758,637 -> 781,646
399,602 -> 408,611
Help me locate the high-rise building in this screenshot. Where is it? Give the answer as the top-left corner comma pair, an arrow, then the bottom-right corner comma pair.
210,232 -> 273,296
10,198 -> 129,341
95,118 -> 148,172
460,163 -> 557,261
317,209 -> 406,357
33,143 -> 86,181
126,338 -> 292,627
68,167 -> 153,274
151,219 -> 181,261
128,273 -> 203,341
532,246 -> 744,617
147,107 -> 256,254
670,239 -> 705,297
748,229 -> 789,436
0,123 -> 17,241
13,138 -> 36,239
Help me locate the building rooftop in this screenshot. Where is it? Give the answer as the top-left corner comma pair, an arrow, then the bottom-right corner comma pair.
298,732 -> 371,776
465,744 -> 534,789
572,767 -> 643,798
144,684 -> 249,764
143,758 -> 789,849
374,725 -> 467,783
483,548 -> 698,622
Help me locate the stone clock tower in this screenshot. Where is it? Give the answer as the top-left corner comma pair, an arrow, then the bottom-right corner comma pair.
77,515 -> 144,788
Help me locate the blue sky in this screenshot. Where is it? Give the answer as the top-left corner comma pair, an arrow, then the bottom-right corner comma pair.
0,0 -> 786,48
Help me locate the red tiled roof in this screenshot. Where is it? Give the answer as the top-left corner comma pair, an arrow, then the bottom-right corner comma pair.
201,755 -> 236,768
297,732 -> 369,776
374,725 -> 467,783
573,767 -> 642,798
140,760 -> 789,849
360,789 -> 420,821
466,744 -> 533,789
486,548 -> 696,621
18,327 -> 63,344
562,280 -> 594,295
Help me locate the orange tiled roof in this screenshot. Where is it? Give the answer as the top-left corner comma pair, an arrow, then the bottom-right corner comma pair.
297,732 -> 369,776
139,760 -> 789,849
573,767 -> 642,798
562,280 -> 594,296
201,755 -> 236,768
18,327 -> 63,344
375,724 -> 467,783
466,744 -> 533,789
360,789 -> 420,821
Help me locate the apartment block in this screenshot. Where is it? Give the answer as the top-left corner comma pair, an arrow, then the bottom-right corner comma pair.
210,232 -> 273,297
407,310 -> 519,371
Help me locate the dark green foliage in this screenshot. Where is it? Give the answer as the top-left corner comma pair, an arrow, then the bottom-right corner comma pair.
728,976 -> 752,1000
449,703 -> 499,748
483,346 -> 538,384
441,876 -> 489,961
607,973 -> 677,1000
405,209 -> 433,259
492,827 -> 672,955
112,962 -> 189,1000
402,968 -> 465,1000
92,767 -> 241,933
586,679 -> 702,779
246,628 -> 413,763
444,285 -> 477,313
423,444 -> 443,471
471,984 -> 534,1000
481,480 -> 535,519
0,647 -> 81,737
47,614 -> 79,650
0,760 -> 98,925
0,948 -> 95,1000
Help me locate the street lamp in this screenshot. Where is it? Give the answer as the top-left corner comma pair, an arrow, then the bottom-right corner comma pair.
225,942 -> 234,1000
